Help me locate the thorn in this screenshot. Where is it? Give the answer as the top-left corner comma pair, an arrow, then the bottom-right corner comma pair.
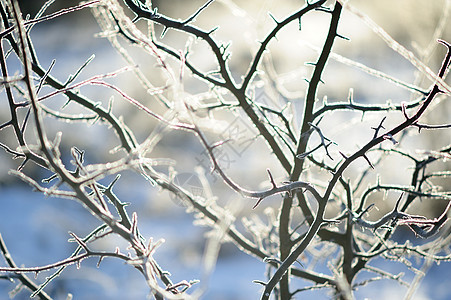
358,203 -> 375,218
220,42 -> 231,54
315,6 -> 332,13
210,164 -> 217,175
339,151 -> 348,159
42,173 -> 58,184
160,26 -> 169,39
106,174 -> 121,192
208,26 -> 219,35
253,198 -> 264,209
401,101 -> 411,120
107,96 -> 114,114
371,116 -> 387,139
97,256 -> 104,267
296,153 -> 307,159
336,33 -> 350,41
348,88 -> 354,104
325,142 -> 334,160
268,12 -> 279,24
363,154 -> 375,169
61,98 -> 72,109
295,258 -> 305,268
266,169 -> 277,189
437,88 -> 447,94
264,257 -> 283,265
253,280 -> 267,286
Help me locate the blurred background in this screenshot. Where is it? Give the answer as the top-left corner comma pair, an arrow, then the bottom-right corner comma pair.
1,0 -> 450,299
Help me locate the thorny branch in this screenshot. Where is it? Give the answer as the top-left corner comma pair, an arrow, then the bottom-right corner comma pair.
0,0 -> 450,299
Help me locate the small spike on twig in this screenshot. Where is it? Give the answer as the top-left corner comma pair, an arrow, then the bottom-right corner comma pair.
371,116 -> 386,139
339,151 -> 348,160
160,26 -> 169,38
253,198 -> 264,209
363,154 -> 374,169
336,33 -> 350,41
266,169 -> 277,189
208,26 -> 219,35
268,12 -> 279,25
